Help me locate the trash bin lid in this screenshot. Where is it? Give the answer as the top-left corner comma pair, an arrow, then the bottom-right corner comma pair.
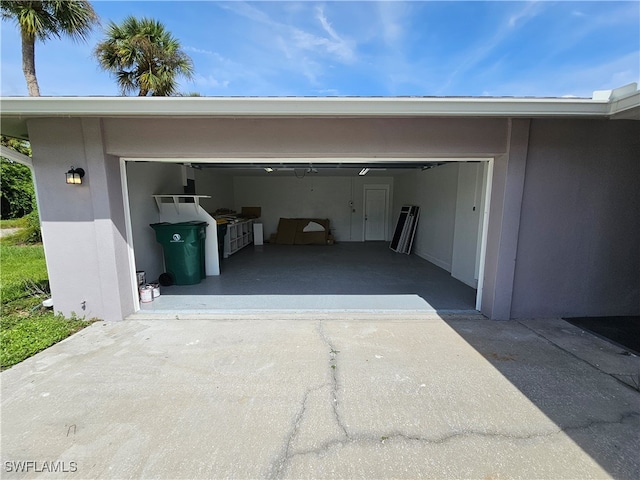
174,221 -> 208,227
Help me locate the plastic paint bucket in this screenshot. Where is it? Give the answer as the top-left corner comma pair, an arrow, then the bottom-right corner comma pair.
151,283 -> 160,298
139,285 -> 153,303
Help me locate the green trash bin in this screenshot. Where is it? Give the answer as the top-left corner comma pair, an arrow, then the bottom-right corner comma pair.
150,221 -> 208,285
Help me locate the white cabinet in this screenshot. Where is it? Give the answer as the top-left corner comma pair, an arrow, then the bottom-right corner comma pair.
223,219 -> 254,258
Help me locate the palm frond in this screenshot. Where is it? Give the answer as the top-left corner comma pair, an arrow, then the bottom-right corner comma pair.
93,16 -> 195,96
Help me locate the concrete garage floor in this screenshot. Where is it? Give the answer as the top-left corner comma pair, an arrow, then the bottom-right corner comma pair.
1,315 -> 639,479
137,242 -> 477,316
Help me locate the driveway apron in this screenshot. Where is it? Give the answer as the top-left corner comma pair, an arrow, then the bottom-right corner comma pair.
1,315 -> 639,479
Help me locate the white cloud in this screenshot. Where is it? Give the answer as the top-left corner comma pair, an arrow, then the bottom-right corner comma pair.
194,74 -> 229,89
480,51 -> 640,98
315,6 -> 340,42
184,46 -> 215,56
184,46 -> 230,65
283,6 -> 355,64
440,1 -> 545,93
222,2 -> 356,65
377,2 -> 406,47
508,1 -> 541,28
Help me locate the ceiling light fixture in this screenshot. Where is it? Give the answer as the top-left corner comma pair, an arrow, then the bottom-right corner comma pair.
359,168 -> 370,176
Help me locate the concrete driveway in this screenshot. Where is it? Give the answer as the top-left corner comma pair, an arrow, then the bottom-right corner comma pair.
2,314 -> 639,479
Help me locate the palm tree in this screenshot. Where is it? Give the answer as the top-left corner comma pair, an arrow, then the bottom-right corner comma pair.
1,1 -> 98,96
94,16 -> 194,96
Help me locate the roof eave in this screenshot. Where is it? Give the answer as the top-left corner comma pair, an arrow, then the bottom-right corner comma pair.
1,88 -> 638,141
0,95 -> 614,118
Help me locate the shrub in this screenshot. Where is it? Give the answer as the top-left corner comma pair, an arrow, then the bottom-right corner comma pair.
10,209 -> 42,244
0,159 -> 35,219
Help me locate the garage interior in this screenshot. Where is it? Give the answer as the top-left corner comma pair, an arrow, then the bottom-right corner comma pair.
125,158 -> 490,315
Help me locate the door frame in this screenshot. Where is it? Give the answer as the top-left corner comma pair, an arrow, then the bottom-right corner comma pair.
119,157 -> 492,314
362,184 -> 390,241
475,158 -> 493,311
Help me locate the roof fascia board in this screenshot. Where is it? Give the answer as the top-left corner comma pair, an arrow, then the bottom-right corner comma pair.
607,91 -> 640,117
0,96 -> 613,118
0,144 -> 33,168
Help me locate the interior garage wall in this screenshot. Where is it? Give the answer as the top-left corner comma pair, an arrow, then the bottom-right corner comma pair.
233,176 -> 349,241
126,162 -> 184,282
511,119 -> 640,318
232,176 -> 394,242
352,176 -> 395,241
452,162 -> 487,288
194,169 -> 235,214
393,164 -> 460,271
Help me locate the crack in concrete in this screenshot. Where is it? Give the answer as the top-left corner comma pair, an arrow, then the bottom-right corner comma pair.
283,411 -> 640,464
561,411 -> 639,432
268,383 -> 329,480
517,321 -> 640,392
270,322 -> 351,479
317,321 -> 350,440
269,319 -> 639,478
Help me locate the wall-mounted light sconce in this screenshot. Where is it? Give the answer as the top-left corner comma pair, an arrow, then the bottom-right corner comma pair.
359,168 -> 370,176
65,167 -> 85,185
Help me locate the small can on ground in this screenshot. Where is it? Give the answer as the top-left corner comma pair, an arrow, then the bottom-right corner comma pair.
139,285 -> 153,303
150,283 -> 161,298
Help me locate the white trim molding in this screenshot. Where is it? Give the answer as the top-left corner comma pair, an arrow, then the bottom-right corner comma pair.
0,145 -> 32,167
3,83 -> 637,140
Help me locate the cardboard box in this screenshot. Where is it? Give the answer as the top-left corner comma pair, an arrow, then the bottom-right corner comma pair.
241,206 -> 261,218
274,218 -> 330,245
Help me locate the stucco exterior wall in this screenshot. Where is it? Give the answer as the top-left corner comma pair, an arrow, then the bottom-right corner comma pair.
511,119 -> 640,318
481,119 -> 531,320
28,118 -> 135,321
24,112 -> 637,321
102,117 -> 509,158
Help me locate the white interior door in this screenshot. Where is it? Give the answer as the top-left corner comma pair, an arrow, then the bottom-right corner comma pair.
364,187 -> 388,241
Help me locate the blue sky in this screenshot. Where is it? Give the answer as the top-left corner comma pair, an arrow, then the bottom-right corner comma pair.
1,1 -> 639,97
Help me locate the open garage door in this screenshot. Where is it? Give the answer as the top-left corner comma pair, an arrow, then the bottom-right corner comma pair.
120,157 -> 492,316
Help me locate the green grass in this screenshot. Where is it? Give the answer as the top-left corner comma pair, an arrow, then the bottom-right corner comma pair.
1,228 -> 94,370
0,217 -> 28,229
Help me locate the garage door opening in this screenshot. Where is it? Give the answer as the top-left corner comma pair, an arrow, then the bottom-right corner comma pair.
120,157 -> 492,316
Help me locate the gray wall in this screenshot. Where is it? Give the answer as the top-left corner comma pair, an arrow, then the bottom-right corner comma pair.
393,164 -> 460,271
126,162 -> 184,283
28,118 -> 135,321
103,117 -> 509,158
194,169 -> 235,214
393,162 -> 487,288
232,176 -> 394,242
511,119 -> 640,318
452,162 -> 487,288
25,113 -> 639,321
481,119 -> 531,320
